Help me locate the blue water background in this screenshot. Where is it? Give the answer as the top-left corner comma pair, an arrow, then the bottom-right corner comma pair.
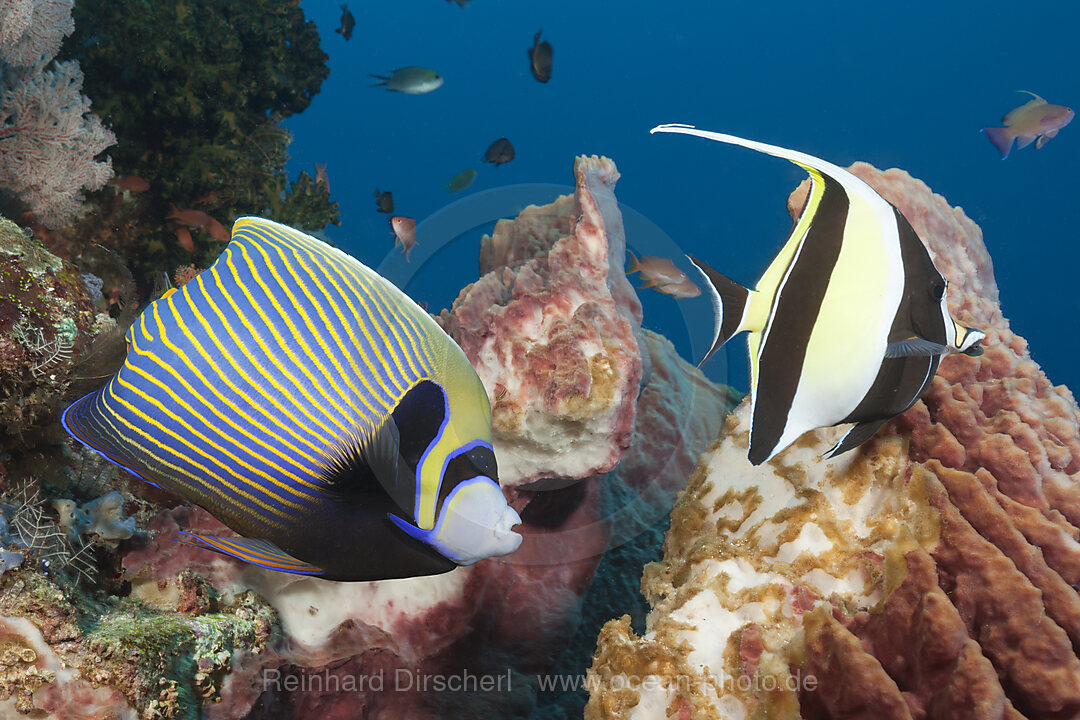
285,0 -> 1079,395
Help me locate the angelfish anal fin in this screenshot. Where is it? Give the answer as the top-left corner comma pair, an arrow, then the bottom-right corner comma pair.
885,337 -> 949,358
175,532 -> 324,575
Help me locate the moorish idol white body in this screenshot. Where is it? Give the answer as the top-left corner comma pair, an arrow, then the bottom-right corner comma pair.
63,217 -> 522,580
651,124 -> 986,466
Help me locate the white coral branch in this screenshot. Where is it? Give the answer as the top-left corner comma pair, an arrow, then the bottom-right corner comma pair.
0,60 -> 115,228
0,0 -> 73,67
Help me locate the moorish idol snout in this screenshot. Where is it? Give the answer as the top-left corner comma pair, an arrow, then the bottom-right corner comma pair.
651,124 -> 986,466
62,217 -> 522,581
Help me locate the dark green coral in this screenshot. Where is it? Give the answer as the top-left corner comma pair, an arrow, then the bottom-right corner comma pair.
59,0 -> 338,291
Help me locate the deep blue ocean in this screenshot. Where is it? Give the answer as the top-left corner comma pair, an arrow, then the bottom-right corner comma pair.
285,0 -> 1079,396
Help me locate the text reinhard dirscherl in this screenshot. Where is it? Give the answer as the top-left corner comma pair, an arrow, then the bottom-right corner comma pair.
260,668 -> 818,695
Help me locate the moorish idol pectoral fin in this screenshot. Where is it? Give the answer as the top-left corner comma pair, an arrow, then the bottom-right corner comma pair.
821,419 -> 889,460
884,337 -> 950,358
175,532 -> 324,575
687,255 -> 753,367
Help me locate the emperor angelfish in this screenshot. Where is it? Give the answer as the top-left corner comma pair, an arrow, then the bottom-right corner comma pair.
651,125 -> 986,466
62,217 -> 522,581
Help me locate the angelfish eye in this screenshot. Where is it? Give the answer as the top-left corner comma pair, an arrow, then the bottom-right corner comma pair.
932,283 -> 945,300
465,446 -> 496,476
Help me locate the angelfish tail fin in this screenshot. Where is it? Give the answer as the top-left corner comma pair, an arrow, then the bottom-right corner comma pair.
981,126 -> 1014,158
688,255 -> 751,366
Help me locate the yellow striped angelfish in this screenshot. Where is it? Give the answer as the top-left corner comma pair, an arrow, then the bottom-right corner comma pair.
651,125 -> 986,466
63,217 -> 521,581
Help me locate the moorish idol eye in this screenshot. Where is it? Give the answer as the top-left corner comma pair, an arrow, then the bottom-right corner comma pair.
932,282 -> 946,300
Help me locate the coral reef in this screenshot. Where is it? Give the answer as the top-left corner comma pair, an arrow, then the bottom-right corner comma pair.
27,156 -> 735,720
0,0 -> 114,229
0,215 -> 105,437
585,164 -> 1080,718
57,0 -> 337,294
441,155 -> 644,488
0,565 -> 278,720
0,0 -> 73,67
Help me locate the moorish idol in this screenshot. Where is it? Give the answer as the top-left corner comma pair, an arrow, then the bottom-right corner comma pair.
63,217 -> 522,580
651,124 -> 986,466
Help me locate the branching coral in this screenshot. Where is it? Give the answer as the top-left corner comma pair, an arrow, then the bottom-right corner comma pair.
1,481 -> 102,586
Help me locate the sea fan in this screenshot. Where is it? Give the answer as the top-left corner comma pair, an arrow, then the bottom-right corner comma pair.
3,479 -> 99,586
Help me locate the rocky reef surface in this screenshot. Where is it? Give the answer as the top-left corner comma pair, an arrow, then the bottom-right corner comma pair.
0,156 -> 737,720
585,164 -> 1080,719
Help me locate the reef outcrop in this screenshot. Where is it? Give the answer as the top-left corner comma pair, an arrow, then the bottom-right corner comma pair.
0,155 -> 730,720
0,217 -> 104,438
441,155 -> 643,488
586,164 -> 1080,719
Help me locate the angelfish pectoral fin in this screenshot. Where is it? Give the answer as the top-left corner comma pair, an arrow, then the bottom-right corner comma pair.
357,412 -> 408,500
175,532 -> 324,575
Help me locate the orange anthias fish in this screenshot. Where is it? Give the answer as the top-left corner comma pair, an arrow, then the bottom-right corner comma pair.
391,216 -> 417,261
626,250 -> 700,297
111,175 -> 150,193
314,163 -> 330,192
174,224 -> 194,253
981,91 -> 1074,159
167,207 -> 229,242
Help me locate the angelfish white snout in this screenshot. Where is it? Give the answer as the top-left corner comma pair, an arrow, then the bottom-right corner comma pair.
432,477 -> 522,565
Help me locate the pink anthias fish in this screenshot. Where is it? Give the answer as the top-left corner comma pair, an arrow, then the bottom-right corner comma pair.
391,216 -> 417,261
626,250 -> 701,298
166,206 -> 229,243
314,163 -> 330,192
981,91 -> 1074,159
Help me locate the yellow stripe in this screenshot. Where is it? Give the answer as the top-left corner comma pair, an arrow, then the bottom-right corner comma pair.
285,230 -> 426,383
131,312 -> 322,504
225,243 -> 354,432
153,302 -> 323,485
208,254 -> 342,440
265,227 -> 406,397
162,295 -> 323,467
110,352 -> 296,523
97,385 -> 286,531
185,277 -> 332,456
250,233 -> 387,418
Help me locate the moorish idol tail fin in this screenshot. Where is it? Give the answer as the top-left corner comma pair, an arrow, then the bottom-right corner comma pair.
981,126 -> 1014,158
822,419 -> 889,460
176,532 -> 324,575
687,255 -> 752,367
